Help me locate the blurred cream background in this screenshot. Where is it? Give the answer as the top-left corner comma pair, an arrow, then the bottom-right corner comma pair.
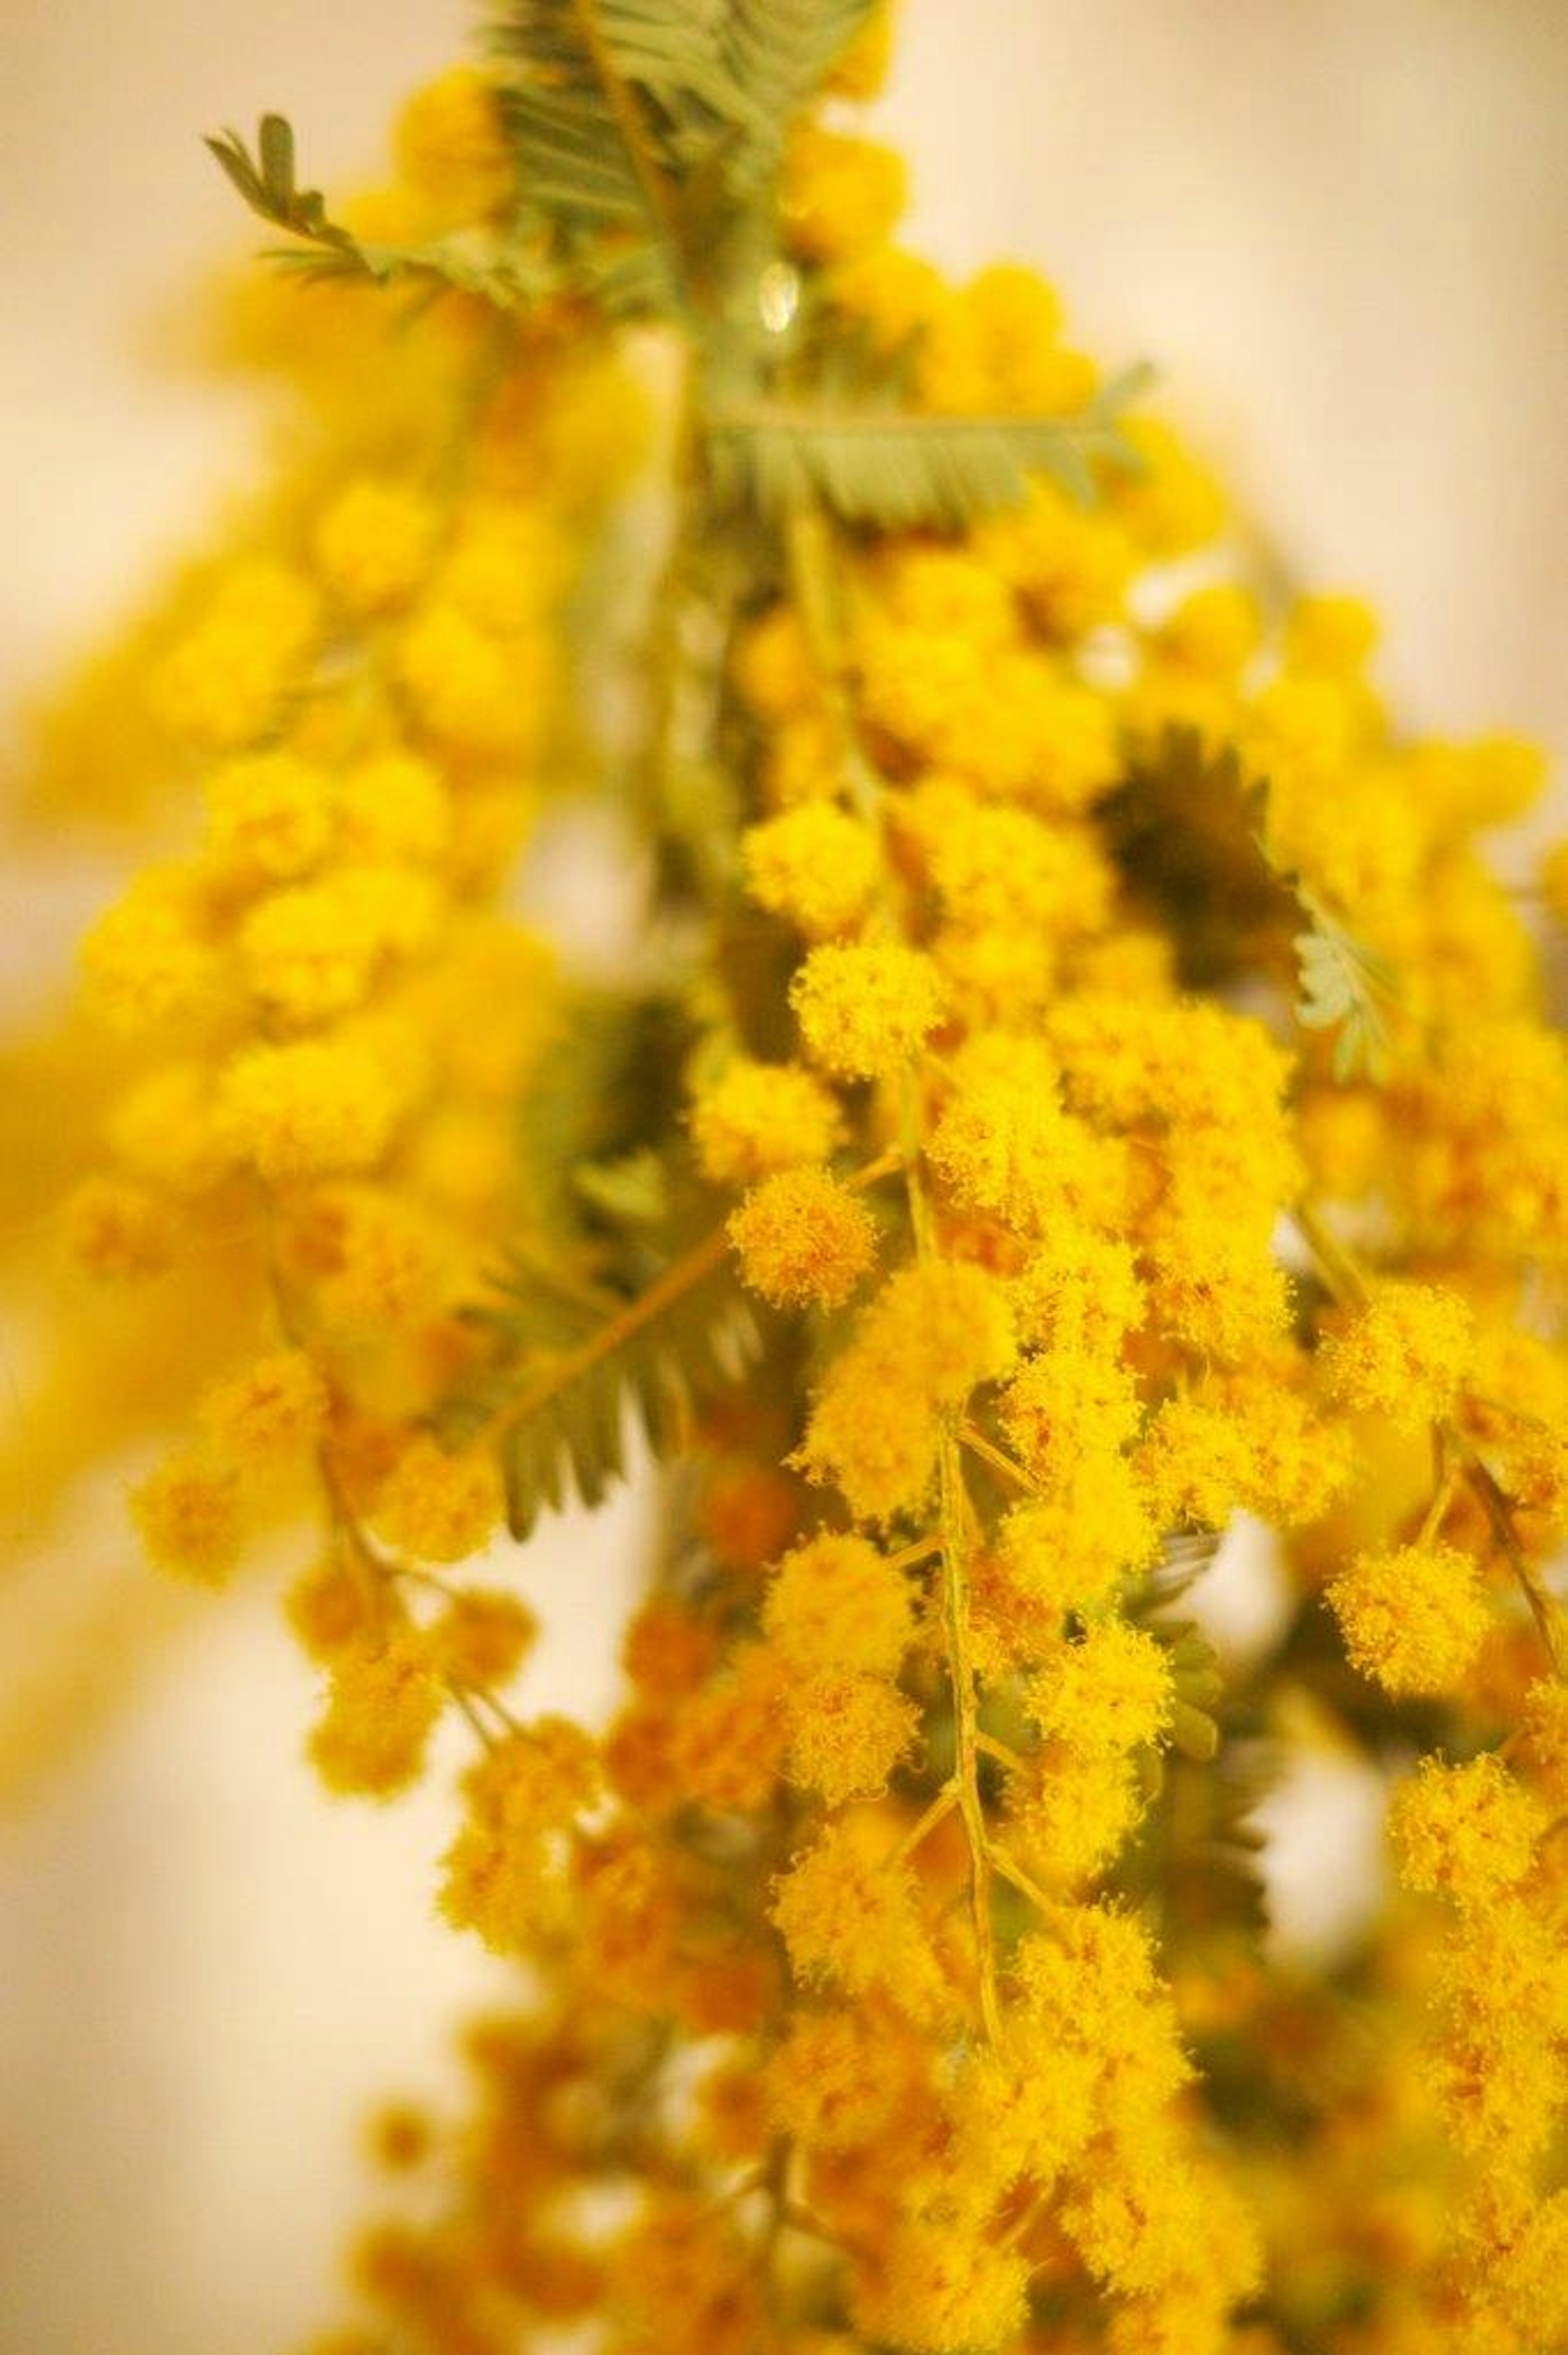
2,2 -> 1565,2348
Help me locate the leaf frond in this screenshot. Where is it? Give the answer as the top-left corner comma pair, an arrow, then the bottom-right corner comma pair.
706,370 -> 1152,528
447,1236 -> 759,1537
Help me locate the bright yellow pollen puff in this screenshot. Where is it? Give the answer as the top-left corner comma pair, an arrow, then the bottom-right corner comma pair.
369,1434 -> 503,1564
825,243 -> 945,355
731,602 -> 820,723
335,749 -> 452,865
218,1033 -> 408,1180
148,560 -> 318,752
61,1175 -> 175,1280
917,263 -> 1095,418
438,1718 -> 601,1950
1326,1541 -> 1490,1699
1111,418 -> 1227,560
764,2005 -> 918,2155
439,501 -> 566,632
667,1641 -> 792,1815
397,602 -> 547,760
1028,1618 -> 1176,1755
688,1056 -> 843,1188
1006,1741 -> 1145,1889
392,66 -> 513,221
999,1348 -> 1142,1492
790,937 -> 944,1079
928,1036 -> 1128,1235
1321,1279 -> 1476,1434
877,544 -> 1019,649
740,802 -> 880,938
1011,1222 -> 1146,1354
308,1629 -> 445,1799
946,2027 -> 1100,2202
1157,583 -> 1263,679
238,876 -> 387,1025
424,1586 -> 537,1690
797,1259 -> 1015,1521
770,1818 -> 946,2019
997,1467 -> 1158,1617
312,477 -> 438,613
284,1558 -> 369,1663
307,1184 -> 450,1334
781,126 -> 908,264
203,747 -> 336,883
1285,591 -> 1380,678
129,1447 -> 246,1584
976,475 -> 1136,641
200,1348 -> 329,1465
856,615 -> 1119,812
104,1061 -> 227,1198
786,1668 -> 919,1804
899,778 -> 1115,940
761,1532 -> 916,1677
78,872 -> 218,1033
727,1167 -> 878,1310
1386,1753 -> 1545,1907
851,2217 -> 1029,2354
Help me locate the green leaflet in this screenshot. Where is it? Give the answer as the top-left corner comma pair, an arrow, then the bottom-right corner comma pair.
1130,1533 -> 1228,1765
717,0 -> 881,186
1293,899 -> 1396,1083
204,115 -> 350,250
483,0 -> 877,314
206,115 -> 557,304
449,1240 -> 760,1538
706,370 -> 1152,528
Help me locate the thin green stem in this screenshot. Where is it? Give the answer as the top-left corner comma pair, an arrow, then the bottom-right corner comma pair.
890,1781 -> 958,1866
959,1421 -> 1038,1496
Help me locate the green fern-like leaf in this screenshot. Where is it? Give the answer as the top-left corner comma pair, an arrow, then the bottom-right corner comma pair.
1129,1534 -> 1228,1763
486,0 -> 735,310
450,1239 -> 759,1537
706,370 -> 1151,527
1293,897 -> 1396,1082
207,116 -> 555,306
205,116 -> 356,254
717,0 -> 879,186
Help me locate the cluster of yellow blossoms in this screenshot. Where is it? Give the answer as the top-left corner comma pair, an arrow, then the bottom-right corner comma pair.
10,9 -> 1568,2354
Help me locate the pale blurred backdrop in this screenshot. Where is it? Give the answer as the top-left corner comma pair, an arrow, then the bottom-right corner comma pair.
2,2 -> 1566,2348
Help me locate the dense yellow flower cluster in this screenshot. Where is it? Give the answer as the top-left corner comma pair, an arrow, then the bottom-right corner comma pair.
10,5 -> 1568,2353
12,74 -> 644,1804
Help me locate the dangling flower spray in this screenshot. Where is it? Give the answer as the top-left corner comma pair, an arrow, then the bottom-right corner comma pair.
10,5 -> 1568,2350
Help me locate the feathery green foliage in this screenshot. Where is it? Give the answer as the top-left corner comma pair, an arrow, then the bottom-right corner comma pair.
1293,898 -> 1396,1082
452,1238 -> 759,1537
206,114 -> 552,303
708,370 -> 1152,526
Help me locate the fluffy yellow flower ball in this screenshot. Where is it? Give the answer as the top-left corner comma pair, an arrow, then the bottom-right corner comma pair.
370,1435 -> 503,1565
1326,1541 -> 1490,1698
130,1448 -> 246,1584
312,476 -> 438,613
1320,1279 -> 1476,1434
790,937 -> 945,1079
727,1166 -> 878,1309
1028,1619 -> 1176,1756
1387,1754 -> 1544,1906
740,802 -> 880,937
761,1532 -> 916,1677
218,1033 -> 407,1180
786,1668 -> 918,1804
688,1056 -> 844,1186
